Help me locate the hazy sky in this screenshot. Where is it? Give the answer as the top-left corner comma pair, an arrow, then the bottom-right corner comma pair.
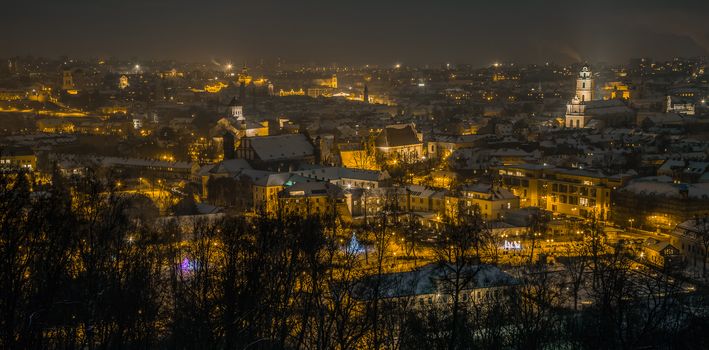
2,0 -> 708,65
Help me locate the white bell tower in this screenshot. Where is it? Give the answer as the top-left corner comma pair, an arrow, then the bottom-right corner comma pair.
227,96 -> 244,121
565,64 -> 594,128
575,65 -> 594,102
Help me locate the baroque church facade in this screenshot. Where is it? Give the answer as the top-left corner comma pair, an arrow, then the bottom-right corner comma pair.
565,64 -> 595,128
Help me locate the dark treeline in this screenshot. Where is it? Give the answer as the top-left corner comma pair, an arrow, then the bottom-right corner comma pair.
2,171 -> 709,350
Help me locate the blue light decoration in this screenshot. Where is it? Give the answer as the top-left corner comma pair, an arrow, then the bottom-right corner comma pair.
346,231 -> 366,254
180,257 -> 198,273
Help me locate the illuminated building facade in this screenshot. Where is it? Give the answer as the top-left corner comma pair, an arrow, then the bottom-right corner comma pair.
496,164 -> 627,221
374,124 -> 425,161
278,182 -> 350,220
669,218 -> 709,271
252,172 -> 294,216
356,186 -> 445,220
203,81 -> 228,93
444,88 -> 471,104
612,178 -> 709,231
312,74 -> 338,89
426,135 -> 486,160
36,119 -> 75,133
62,70 -> 74,90
339,142 -> 379,170
601,81 -> 630,100
279,88 -> 305,96
641,238 -> 681,268
665,95 -> 695,116
445,184 -> 519,220
118,75 -> 129,90
307,87 -> 330,98
292,167 -> 390,190
0,148 -> 37,171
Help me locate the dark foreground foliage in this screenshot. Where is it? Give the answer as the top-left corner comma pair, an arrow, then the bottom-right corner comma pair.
1,172 -> 709,349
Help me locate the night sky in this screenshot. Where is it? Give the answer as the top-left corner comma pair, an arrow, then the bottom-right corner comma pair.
2,0 -> 708,65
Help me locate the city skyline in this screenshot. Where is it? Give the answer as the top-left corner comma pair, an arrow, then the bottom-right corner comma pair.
3,0 -> 709,65
2,2 -> 709,349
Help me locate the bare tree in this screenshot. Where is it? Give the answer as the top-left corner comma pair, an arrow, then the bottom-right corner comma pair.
434,204 -> 494,350
526,211 -> 550,265
693,216 -> 709,277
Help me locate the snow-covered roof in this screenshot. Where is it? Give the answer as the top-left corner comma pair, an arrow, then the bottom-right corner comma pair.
353,263 -> 517,300
96,156 -> 194,170
674,217 -> 709,235
643,238 -> 676,254
620,177 -> 709,199
461,183 -> 516,200
645,113 -> 685,125
685,162 -> 709,175
658,159 -> 686,172
280,181 -> 344,198
251,172 -> 294,187
375,124 -> 422,148
196,202 -> 221,215
293,166 -> 389,183
209,159 -> 252,175
406,184 -> 443,199
246,134 -> 314,161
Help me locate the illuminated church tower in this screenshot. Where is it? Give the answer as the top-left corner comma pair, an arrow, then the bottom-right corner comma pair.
228,96 -> 244,121
576,64 -> 594,102
565,64 -> 594,128
213,96 -> 268,143
118,75 -> 129,90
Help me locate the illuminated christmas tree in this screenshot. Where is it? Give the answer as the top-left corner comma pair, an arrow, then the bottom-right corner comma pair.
346,231 -> 365,254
